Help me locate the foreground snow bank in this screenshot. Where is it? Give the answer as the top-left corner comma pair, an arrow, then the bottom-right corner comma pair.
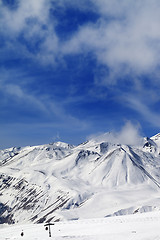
0,211 -> 160,240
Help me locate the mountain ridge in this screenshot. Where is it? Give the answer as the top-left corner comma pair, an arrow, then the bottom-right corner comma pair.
0,133 -> 160,224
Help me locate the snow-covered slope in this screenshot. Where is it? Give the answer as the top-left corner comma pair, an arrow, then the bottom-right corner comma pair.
1,134 -> 160,224
1,211 -> 160,240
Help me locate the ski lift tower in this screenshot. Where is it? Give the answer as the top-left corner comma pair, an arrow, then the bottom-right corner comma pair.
44,223 -> 55,237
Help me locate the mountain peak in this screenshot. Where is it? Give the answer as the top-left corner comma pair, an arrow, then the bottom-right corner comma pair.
151,133 -> 160,140
52,141 -> 75,149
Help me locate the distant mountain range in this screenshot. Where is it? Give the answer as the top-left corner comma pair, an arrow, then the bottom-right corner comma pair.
1,133 -> 160,224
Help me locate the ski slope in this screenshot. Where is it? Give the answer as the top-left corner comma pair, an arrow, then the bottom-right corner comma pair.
0,211 -> 160,240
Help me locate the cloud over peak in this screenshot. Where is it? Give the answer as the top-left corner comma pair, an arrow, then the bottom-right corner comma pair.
88,121 -> 143,146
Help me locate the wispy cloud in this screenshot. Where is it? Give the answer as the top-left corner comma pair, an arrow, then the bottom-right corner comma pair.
123,95 -> 160,128
0,67 -> 89,130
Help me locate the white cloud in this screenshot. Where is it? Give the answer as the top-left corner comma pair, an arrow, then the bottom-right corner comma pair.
2,0 -> 160,77
62,0 -> 160,83
88,121 -> 142,146
117,121 -> 142,146
0,0 -> 59,64
0,0 -> 49,34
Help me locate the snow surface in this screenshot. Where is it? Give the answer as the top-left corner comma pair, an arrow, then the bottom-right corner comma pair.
0,211 -> 160,240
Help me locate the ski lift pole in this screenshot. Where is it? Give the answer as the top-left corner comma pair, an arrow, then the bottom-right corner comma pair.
44,223 -> 55,237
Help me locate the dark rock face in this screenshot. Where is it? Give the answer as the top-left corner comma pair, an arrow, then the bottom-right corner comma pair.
0,202 -> 15,224
0,173 -> 71,224
100,142 -> 109,153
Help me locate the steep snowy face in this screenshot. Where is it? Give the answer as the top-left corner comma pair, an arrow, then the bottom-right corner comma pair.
53,144 -> 144,188
151,133 -> 160,150
151,133 -> 160,142
0,142 -> 76,224
1,135 -> 160,224
0,142 -> 74,166
143,133 -> 160,156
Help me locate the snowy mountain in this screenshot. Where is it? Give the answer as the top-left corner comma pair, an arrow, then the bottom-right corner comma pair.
1,134 -> 160,224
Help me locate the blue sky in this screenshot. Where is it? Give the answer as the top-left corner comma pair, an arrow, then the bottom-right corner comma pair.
0,0 -> 160,149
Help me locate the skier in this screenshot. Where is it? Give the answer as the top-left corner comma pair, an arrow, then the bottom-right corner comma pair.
21,230 -> 24,237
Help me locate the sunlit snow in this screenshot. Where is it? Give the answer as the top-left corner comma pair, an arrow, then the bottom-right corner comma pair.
0,212 -> 160,240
